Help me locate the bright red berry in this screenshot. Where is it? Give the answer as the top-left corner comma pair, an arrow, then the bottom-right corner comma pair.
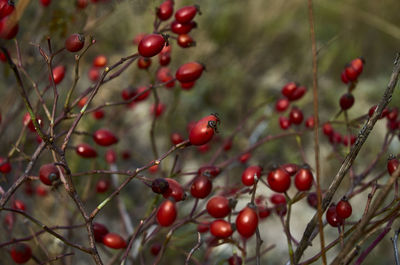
326,204 -> 343,227
336,198 -> 352,219
267,168 -> 291,193
241,165 -> 262,186
206,196 -> 231,218
150,103 -> 166,117
171,20 -> 196,34
239,152 -> 251,164
103,233 -> 127,249
93,129 -> 118,146
279,116 -> 291,130
0,0 -> 15,18
135,86 -> 150,101
281,82 -> 297,98
339,93 -> 355,110
350,57 -> 364,75
76,143 -> 97,158
288,86 -> 307,101
177,34 -> 195,48
322,122 -> 334,136
156,199 -> 177,227
189,114 -> 220,146
294,166 -> 314,191
341,70 -> 349,84
39,163 -> 59,186
275,98 -> 290,112
344,64 -> 358,82
156,0 -> 174,20
51,65 -> 66,84
65,33 -> 84,52
138,34 -> 166,58
289,107 -> 303,125
12,199 -> 26,211
0,156 -> 11,173
190,175 -> 212,198
210,219 -> 233,238
159,52 -> 171,66
93,55 -> 107,67
236,206 -> 258,238
36,185 -> 48,197
270,193 -> 286,205
174,5 -> 200,24
175,62 -> 204,83
93,222 -> 109,242
10,243 -> 32,264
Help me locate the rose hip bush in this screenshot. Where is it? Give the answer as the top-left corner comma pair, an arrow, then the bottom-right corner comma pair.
0,1 -> 400,264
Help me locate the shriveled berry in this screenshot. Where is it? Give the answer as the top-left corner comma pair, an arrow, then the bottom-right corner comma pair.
152,178 -> 169,194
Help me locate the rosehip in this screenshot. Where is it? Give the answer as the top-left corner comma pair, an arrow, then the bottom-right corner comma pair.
65,33 -> 85,52
76,143 -> 97,158
241,165 -> 262,186
336,198 -> 352,219
93,222 -> 108,243
138,34 -> 166,58
294,166 -> 314,191
275,98 -> 290,112
103,233 -> 127,249
339,93 -> 355,110
174,5 -> 200,24
93,55 -> 107,67
96,179 -> 110,193
175,62 -> 204,83
156,199 -> 177,227
39,163 -> 59,186
190,175 -> 212,198
0,156 -> 11,173
236,206 -> 258,238
267,168 -> 290,193
156,0 -> 173,21
189,114 -> 220,146
206,196 -> 231,218
210,219 -> 233,238
93,129 -> 118,146
10,243 -> 32,264
51,65 -> 66,84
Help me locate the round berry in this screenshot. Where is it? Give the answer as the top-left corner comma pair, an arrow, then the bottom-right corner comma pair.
40,0 -> 51,6
105,149 -> 117,164
275,98 -> 290,112
10,243 -> 32,264
93,55 -> 107,67
0,156 -> 11,174
336,198 -> 352,219
339,93 -> 355,110
138,34 -> 166,58
281,163 -> 298,176
137,57 -> 152,69
150,243 -> 161,256
289,107 -> 303,125
190,175 -> 212,199
177,34 -> 195,48
51,65 -> 66,84
39,163 -> 59,186
93,222 -> 108,243
210,219 -> 233,238
279,116 -> 291,130
65,33 -> 85,52
170,132 -> 184,145
103,233 -> 127,249
294,167 -> 313,191
322,122 -> 334,136
206,196 -> 231,218
156,199 -> 177,227
241,165 -> 262,186
96,179 -> 110,193
162,178 -> 185,201
152,178 -> 169,194
326,204 -> 343,227
281,82 -> 297,98
0,16 -> 19,40
305,116 -> 315,129
228,254 -> 242,265
267,168 -> 290,193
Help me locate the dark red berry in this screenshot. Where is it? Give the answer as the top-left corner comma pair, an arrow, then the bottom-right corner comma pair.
344,64 -> 358,82
0,16 -> 19,40
206,196 -> 230,218
93,109 -> 104,120
96,179 -> 110,193
280,163 -> 298,176
281,82 -> 297,98
138,34 -> 166,58
322,122 -> 334,136
39,163 -> 59,186
241,165 -> 262,186
239,152 -> 251,163
228,254 -> 243,265
339,93 -> 355,110
156,0 -> 174,21
163,178 -> 185,201
156,199 -> 177,227
197,222 -> 210,233
150,243 -> 161,256
275,98 -> 290,112
336,198 -> 352,219
10,243 -> 32,264
93,222 -> 109,243
294,167 -> 313,191
326,204 -> 343,227
289,107 -> 303,125
288,86 -> 307,101
307,192 -> 318,209
76,143 -> 98,158
171,20 -> 196,34
170,132 -> 184,145
190,175 -> 212,199
65,33 -> 85,52
279,116 -> 291,130
0,156 -> 11,173
267,168 -> 290,193
236,206 -> 258,238
105,149 -> 117,164
103,233 -> 127,249
197,166 -> 221,178
76,0 -> 88,9
93,129 -> 118,146
388,156 -> 399,176
174,5 -> 200,24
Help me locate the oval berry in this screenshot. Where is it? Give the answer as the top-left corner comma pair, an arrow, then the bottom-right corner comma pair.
281,82 -> 297,98
93,129 -> 118,146
0,156 -> 11,173
326,204 -> 343,227
10,243 -> 32,264
0,16 -> 19,40
289,107 -> 303,125
51,65 -> 66,84
162,178 -> 185,201
206,196 -> 231,218
171,20 -> 196,34
275,98 -> 290,112
138,34 -> 166,58
76,143 -> 97,158
170,132 -> 184,145
190,175 -> 212,199
175,62 -> 204,83
39,163 -> 59,186
210,219 -> 233,238
177,34 -> 195,48
279,116 -> 291,130
339,93 -> 355,110
174,5 -> 200,24
96,179 -> 110,193
93,222 -> 109,243
65,33 -> 85,52
236,206 -> 258,238
267,168 -> 291,193
156,0 -> 173,20
156,199 -> 177,227
294,167 -> 313,191
189,114 -> 219,146
198,166 -> 221,178
388,156 -> 399,176
103,233 -> 127,249
241,165 -> 262,186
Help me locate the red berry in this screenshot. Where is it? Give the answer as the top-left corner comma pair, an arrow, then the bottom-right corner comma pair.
96,179 -> 110,193
368,105 -> 388,119
39,163 -> 59,186
93,55 -> 107,67
342,135 -> 356,146
191,175 -> 212,198
93,109 -> 105,120
177,34 -> 195,48
388,156 -> 399,176
65,33 -> 84,52
206,196 -> 231,218
149,164 -> 158,173
241,165 -> 262,186
294,167 -> 314,191
387,107 -> 399,121
344,64 -> 358,82
174,5 -> 200,24
341,70 -> 349,84
239,152 -> 251,164
93,129 -> 118,146
105,149 -> 116,164
223,139 -> 232,151
270,194 -> 286,205
51,65 -> 66,84
156,199 -> 177,227
289,107 -> 303,125
210,219 -> 233,238
76,0 -> 88,9
197,143 -> 210,153
336,198 -> 352,219
307,192 -> 318,209
159,52 -> 171,66
281,82 -> 297,98
236,206 -> 258,238
322,122 -> 334,136
350,57 -> 364,75
175,62 -> 204,83
197,166 -> 221,179
279,116 -> 291,130
170,132 -> 184,145
0,49 -> 6,62
339,93 -> 355,110
0,0 -> 15,18
258,206 -> 271,219
40,0 -> 51,5
134,86 -> 150,102
121,150 -> 131,160
150,243 -> 162,256
267,168 -> 291,193
103,233 -> 127,249
137,57 -> 152,69
326,204 -> 343,227
13,199 -> 26,211
78,97 -> 88,107
163,178 -> 185,201
0,156 -> 11,173
76,143 -> 97,158
10,243 -> 32,264
36,185 -> 48,197
22,112 -> 43,132
93,222 -> 108,243
0,16 -> 18,39
280,163 -> 298,176
156,0 -> 173,20
288,86 -> 307,101
138,34 -> 166,58
150,103 -> 166,117
189,114 -> 219,146
275,98 -> 290,112
157,67 -> 175,88
171,20 -> 196,34
228,254 -> 243,265
88,67 -> 100,82
305,116 -> 315,129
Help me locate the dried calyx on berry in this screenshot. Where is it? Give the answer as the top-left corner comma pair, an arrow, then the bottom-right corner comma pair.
151,178 -> 169,194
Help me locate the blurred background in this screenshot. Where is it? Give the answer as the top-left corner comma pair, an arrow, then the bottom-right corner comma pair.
0,0 -> 400,264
